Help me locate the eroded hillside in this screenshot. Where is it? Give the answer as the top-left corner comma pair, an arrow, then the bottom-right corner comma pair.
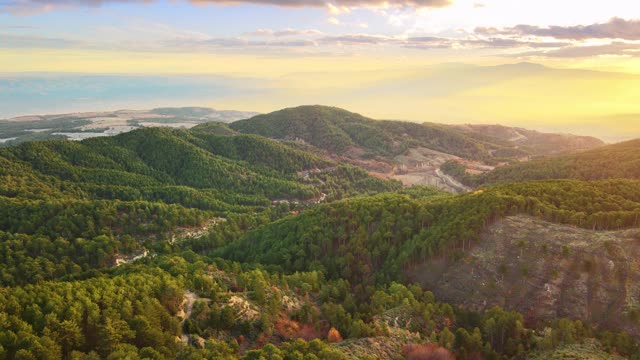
410,215 -> 640,337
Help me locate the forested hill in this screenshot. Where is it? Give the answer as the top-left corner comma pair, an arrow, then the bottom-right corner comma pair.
229,106 -> 606,164
221,179 -> 640,341
0,126 -> 400,286
0,126 -> 399,205
222,179 -> 640,288
449,138 -> 640,187
229,105 -> 529,161
452,124 -> 604,156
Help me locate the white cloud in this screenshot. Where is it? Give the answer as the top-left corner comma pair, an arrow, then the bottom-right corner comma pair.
1,0 -> 451,15
327,3 -> 350,14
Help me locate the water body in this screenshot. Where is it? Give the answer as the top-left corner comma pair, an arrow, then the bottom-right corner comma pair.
0,73 -> 267,118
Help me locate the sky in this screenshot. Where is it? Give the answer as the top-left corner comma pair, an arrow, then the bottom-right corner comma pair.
1,0 -> 640,140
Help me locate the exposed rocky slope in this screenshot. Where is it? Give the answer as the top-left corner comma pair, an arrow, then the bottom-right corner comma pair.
410,215 -> 640,336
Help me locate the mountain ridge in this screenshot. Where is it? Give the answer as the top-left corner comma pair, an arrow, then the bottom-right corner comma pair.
449,138 -> 640,187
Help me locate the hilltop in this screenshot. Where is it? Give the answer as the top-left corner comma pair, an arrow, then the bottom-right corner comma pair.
230,105 -> 604,192
231,105 -> 510,160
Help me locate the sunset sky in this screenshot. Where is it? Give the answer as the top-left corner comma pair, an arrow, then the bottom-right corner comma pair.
2,0 -> 640,140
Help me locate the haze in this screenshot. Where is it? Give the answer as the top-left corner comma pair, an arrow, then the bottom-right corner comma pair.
2,0 -> 640,141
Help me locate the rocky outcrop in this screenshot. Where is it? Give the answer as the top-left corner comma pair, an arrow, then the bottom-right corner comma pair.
409,215 -> 640,337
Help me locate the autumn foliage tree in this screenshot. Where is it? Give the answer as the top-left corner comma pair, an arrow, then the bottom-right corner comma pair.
327,327 -> 343,343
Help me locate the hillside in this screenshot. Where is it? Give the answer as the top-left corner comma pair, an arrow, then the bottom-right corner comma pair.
450,139 -> 640,187
229,105 -> 608,193
230,105 -> 510,160
410,215 -> 640,337
222,179 -> 640,286
9,252 -> 622,360
0,127 -> 400,286
0,126 -> 398,203
453,124 -> 604,156
1,173 -> 638,358
219,179 -> 640,343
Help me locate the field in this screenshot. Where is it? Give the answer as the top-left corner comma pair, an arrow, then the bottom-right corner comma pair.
0,107 -> 258,147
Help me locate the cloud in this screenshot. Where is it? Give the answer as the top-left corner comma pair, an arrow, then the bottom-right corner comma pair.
173,33 -> 400,48
0,26 -> 575,53
274,28 -> 323,36
164,37 -> 319,49
244,28 -> 323,37
402,36 -> 568,50
327,3 -> 349,14
0,33 -> 81,48
192,0 -> 452,7
321,34 -> 398,45
469,17 -> 640,58
1,0 -> 451,14
476,18 -> 640,41
516,42 -> 640,58
237,33 -> 566,50
244,28 -> 275,36
462,38 -> 567,49
403,36 -> 452,49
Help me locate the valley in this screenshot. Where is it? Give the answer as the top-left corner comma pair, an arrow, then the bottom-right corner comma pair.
0,105 -> 638,359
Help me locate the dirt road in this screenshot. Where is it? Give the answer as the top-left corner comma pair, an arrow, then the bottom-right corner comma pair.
435,168 -> 471,193
180,291 -> 198,344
